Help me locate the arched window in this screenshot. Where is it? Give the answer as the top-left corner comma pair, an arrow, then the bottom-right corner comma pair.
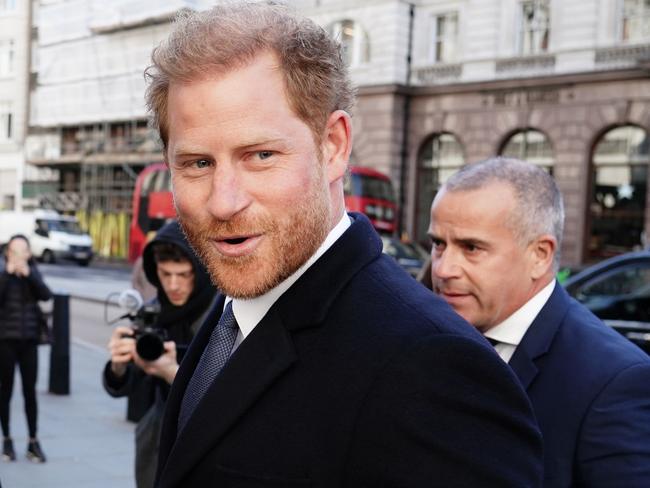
415,133 -> 465,246
329,19 -> 370,66
588,125 -> 650,260
500,129 -> 554,174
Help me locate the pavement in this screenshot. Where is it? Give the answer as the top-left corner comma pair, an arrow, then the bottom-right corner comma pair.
1,265 -> 137,488
1,343 -> 136,488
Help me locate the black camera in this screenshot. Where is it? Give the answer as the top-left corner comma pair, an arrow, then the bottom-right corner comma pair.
109,289 -> 168,361
130,301 -> 167,361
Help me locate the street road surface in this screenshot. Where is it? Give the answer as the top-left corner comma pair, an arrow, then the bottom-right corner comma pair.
40,261 -> 132,303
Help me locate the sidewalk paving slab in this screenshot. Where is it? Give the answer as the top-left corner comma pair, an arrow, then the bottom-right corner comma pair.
1,341 -> 135,488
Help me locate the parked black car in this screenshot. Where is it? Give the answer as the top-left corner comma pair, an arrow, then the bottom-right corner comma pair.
381,236 -> 427,278
564,250 -> 650,354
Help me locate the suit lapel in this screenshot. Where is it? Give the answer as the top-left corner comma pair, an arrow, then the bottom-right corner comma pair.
509,282 -> 569,390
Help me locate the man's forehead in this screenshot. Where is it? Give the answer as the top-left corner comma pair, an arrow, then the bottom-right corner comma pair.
157,260 -> 193,272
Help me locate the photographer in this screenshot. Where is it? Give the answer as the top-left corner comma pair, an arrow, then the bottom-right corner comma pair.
102,220 -> 216,488
0,235 -> 52,464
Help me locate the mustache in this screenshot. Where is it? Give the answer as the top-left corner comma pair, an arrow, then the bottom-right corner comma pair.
179,214 -> 275,241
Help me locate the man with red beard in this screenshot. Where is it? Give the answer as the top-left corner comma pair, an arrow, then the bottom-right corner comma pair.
146,3 -> 543,487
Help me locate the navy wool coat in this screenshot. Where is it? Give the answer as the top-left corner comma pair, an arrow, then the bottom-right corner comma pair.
155,214 -> 543,487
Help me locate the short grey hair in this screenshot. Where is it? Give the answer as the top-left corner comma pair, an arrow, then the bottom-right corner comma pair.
443,157 -> 564,269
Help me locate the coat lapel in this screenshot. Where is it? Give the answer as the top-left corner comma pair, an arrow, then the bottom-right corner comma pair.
155,294 -> 224,484
509,282 -> 569,390
156,213 -> 383,487
159,307 -> 297,487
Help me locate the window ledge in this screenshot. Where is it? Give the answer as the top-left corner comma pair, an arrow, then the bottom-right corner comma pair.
595,43 -> 650,68
412,63 -> 463,85
495,54 -> 556,77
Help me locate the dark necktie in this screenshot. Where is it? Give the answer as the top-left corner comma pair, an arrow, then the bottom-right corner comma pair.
178,301 -> 239,432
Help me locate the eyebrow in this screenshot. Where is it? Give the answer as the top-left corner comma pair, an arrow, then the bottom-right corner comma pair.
454,236 -> 490,248
171,138 -> 291,159
428,232 -> 490,248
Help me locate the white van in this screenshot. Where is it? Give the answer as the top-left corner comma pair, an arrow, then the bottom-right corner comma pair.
0,209 -> 94,266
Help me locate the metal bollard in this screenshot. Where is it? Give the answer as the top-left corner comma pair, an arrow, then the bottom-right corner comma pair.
49,292 -> 70,395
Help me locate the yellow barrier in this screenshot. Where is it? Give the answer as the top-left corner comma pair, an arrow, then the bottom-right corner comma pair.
76,210 -> 130,259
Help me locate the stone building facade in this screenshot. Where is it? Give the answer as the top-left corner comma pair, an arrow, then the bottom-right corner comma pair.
317,0 -> 650,267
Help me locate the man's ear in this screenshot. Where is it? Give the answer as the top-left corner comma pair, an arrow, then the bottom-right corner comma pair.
530,235 -> 557,280
322,110 -> 352,184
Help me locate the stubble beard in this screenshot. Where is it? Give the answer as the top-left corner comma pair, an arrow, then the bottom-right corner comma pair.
178,169 -> 332,299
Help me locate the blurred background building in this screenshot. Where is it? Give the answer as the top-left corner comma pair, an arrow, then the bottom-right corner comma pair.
0,0 -> 31,211
4,0 -> 650,265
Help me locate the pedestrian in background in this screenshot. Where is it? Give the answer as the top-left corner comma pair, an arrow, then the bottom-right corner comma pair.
0,234 -> 52,463
103,220 -> 216,488
427,157 -> 650,486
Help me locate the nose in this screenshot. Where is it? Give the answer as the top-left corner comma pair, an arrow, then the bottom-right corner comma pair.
167,275 -> 181,291
206,162 -> 251,221
431,248 -> 461,280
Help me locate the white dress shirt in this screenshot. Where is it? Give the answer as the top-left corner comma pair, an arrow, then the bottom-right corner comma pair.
225,212 -> 351,351
483,280 -> 556,363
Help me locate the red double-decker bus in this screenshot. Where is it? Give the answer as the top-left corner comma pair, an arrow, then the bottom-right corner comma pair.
344,166 -> 397,234
128,163 -> 175,262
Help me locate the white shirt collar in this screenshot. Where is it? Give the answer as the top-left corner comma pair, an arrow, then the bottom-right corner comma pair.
484,280 -> 556,362
225,212 -> 351,340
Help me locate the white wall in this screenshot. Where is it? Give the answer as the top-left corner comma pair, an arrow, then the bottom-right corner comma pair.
0,0 -> 31,209
411,0 -> 642,85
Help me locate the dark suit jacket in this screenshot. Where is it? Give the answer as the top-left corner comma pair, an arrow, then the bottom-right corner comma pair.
510,283 -> 650,487
156,214 -> 543,487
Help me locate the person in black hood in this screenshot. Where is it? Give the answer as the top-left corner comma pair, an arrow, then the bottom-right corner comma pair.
102,220 -> 216,488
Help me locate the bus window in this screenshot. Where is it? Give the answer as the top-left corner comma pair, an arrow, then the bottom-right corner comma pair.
129,163 -> 175,262
344,166 -> 397,234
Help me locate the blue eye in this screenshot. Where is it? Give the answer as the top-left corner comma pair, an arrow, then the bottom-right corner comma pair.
258,151 -> 273,160
195,159 -> 210,168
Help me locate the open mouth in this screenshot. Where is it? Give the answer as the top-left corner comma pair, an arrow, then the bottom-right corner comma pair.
213,234 -> 262,258
224,237 -> 248,245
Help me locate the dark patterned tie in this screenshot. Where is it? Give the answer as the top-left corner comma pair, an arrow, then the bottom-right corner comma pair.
178,301 -> 239,432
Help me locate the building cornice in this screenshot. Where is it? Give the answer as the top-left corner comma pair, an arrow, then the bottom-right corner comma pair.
357,65 -> 650,98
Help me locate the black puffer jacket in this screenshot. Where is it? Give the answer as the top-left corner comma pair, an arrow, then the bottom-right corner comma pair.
0,259 -> 53,341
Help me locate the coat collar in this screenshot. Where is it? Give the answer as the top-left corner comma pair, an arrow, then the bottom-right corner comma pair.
508,282 -> 570,390
156,213 -> 382,487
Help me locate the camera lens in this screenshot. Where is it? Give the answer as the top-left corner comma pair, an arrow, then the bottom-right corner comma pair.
136,333 -> 165,361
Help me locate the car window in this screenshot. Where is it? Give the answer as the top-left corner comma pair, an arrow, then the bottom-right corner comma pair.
382,238 -> 421,260
577,265 -> 650,300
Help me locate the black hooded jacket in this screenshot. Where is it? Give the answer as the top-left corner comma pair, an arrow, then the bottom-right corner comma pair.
141,220 -> 215,348
103,220 -> 217,403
